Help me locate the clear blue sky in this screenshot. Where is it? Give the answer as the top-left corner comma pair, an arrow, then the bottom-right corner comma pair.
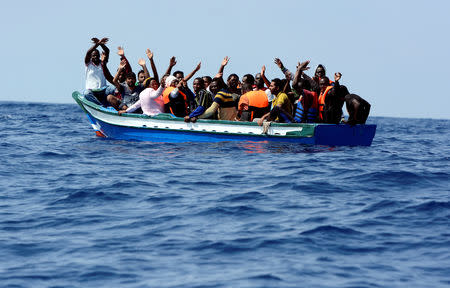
2,0 -> 449,119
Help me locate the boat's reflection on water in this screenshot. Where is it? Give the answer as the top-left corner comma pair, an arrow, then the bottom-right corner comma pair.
236,141 -> 337,154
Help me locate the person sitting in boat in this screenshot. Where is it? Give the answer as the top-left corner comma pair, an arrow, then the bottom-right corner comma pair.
184,77 -> 214,122
217,56 -> 241,102
203,76 -> 212,92
83,37 -> 116,106
257,78 -> 294,125
343,94 -> 371,125
292,61 -> 319,123
106,60 -> 146,111
238,83 -> 270,122
197,77 -> 237,121
317,72 -> 348,124
162,76 -> 189,117
118,77 -> 165,116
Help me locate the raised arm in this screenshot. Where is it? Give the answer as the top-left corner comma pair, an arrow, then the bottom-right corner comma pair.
113,60 -> 127,89
275,57 -> 293,80
218,56 -> 229,75
117,46 -> 132,74
184,62 -> 201,82
85,38 -> 100,65
101,52 -> 114,84
164,56 -> 177,76
138,58 -> 150,79
292,60 -> 310,89
98,37 -> 110,63
146,49 -> 159,83
260,65 -> 271,88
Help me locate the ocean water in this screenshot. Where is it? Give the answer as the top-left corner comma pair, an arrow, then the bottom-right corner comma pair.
1,102 -> 449,288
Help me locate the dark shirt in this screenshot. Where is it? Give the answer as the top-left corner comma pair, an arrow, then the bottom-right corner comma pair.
119,83 -> 145,107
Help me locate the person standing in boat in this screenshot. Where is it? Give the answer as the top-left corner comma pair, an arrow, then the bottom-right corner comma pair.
83,37 -> 116,106
292,61 -> 319,123
317,72 -> 349,124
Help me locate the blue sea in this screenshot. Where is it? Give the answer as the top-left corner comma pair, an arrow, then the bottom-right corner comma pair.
1,102 -> 449,288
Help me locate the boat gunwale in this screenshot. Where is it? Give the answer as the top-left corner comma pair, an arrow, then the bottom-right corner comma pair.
72,91 -> 317,129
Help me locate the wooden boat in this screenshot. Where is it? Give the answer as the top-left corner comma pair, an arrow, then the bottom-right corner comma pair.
73,92 -> 376,146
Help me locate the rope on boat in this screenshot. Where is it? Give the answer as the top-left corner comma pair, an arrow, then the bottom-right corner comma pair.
262,121 -> 271,134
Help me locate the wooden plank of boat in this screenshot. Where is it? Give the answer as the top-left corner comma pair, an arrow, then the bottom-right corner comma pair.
72,91 -> 376,146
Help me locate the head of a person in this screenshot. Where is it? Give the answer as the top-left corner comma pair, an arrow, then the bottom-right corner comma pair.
165,75 -> 179,88
126,72 -> 137,87
241,83 -> 253,94
161,75 -> 168,87
254,73 -> 264,89
91,49 -> 100,64
227,74 -> 239,89
315,64 -> 326,78
203,76 -> 212,88
269,78 -> 282,95
242,74 -> 255,86
294,78 -> 311,92
319,76 -> 330,91
118,69 -> 126,83
137,70 -> 146,83
209,78 -> 224,95
143,77 -> 159,90
173,71 -> 184,80
192,77 -> 205,93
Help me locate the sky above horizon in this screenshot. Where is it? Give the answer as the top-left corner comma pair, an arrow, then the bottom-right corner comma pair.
1,0 -> 449,119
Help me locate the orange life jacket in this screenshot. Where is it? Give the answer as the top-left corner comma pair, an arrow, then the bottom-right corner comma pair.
246,91 -> 269,121
163,87 -> 188,115
318,86 -> 333,122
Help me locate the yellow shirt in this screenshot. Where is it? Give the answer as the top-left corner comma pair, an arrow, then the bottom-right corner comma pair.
272,92 -> 292,116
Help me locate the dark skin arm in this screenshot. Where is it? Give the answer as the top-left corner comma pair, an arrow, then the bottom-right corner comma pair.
98,38 -> 109,63
260,65 -> 271,89
113,60 -> 127,90
101,52 -> 114,84
138,58 -> 150,79
164,56 -> 177,76
85,38 -> 99,65
218,56 -> 229,75
184,62 -> 201,82
146,49 -> 159,84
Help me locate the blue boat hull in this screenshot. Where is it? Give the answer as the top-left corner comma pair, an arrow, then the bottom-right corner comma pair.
74,92 -> 376,146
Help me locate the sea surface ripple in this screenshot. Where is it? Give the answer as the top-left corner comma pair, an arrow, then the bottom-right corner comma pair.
0,102 -> 449,287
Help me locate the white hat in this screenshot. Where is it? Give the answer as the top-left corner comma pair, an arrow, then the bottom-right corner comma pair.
165,75 -> 177,87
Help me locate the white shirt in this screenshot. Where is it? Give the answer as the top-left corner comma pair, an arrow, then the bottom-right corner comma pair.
126,85 -> 164,116
85,62 -> 106,90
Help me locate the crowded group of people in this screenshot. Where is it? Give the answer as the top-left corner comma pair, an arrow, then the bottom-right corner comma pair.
84,37 -> 371,126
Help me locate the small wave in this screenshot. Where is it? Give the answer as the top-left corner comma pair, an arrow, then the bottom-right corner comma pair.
247,273 -> 283,281
196,205 -> 274,217
219,191 -> 267,202
51,190 -> 131,205
300,225 -> 363,236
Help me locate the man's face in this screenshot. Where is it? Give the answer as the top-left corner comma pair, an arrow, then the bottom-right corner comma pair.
193,79 -> 203,93
126,76 -> 136,87
315,67 -> 325,78
170,79 -> 179,87
319,79 -> 328,91
138,73 -> 146,83
91,50 -> 100,63
269,81 -> 279,95
255,73 -> 263,86
228,76 -> 238,88
203,77 -> 211,88
175,72 -> 184,80
209,81 -> 219,95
